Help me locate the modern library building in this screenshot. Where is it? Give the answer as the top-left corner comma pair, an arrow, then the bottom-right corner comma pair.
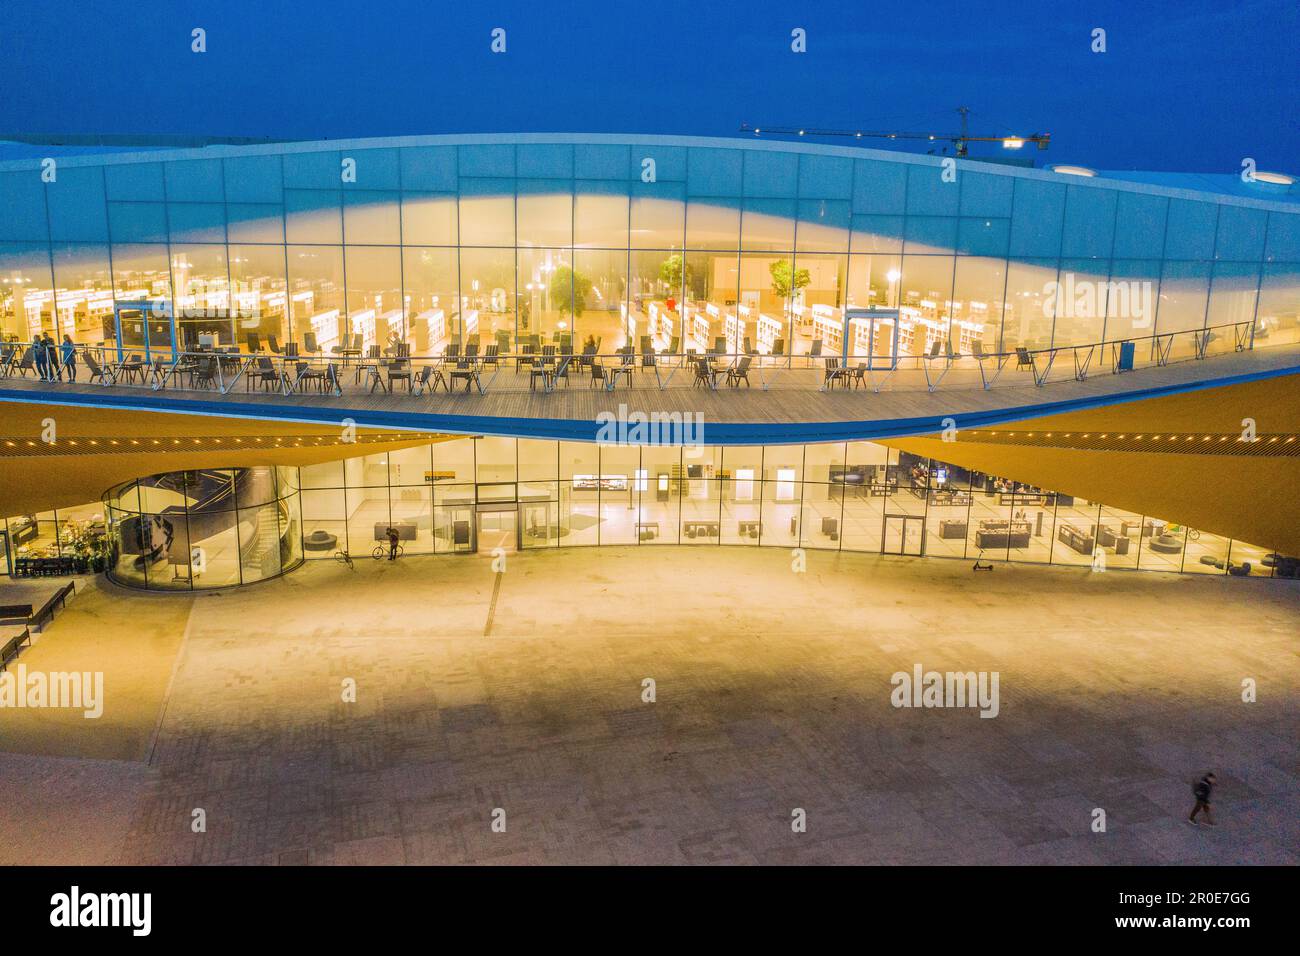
0,134 -> 1297,590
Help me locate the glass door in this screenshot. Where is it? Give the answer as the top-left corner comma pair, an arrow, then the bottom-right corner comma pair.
883,514 -> 925,555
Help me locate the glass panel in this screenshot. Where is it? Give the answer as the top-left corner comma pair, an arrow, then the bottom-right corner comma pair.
286,245 -> 344,352
401,192 -> 457,245
390,486 -> 434,555
237,503 -> 281,583
575,188 -> 629,249
517,186 -> 572,247
434,439 -> 475,483
686,199 -> 740,250
171,244 -> 234,349
459,247 -> 516,346
1000,258 -> 1058,352
518,247 -> 573,345
950,256 -> 1005,356
1051,259 -> 1109,349
630,183 -> 685,249
573,248 -> 627,348
458,184 -> 515,246
285,189 -> 343,244
50,243 -> 116,349
230,244 -> 290,349
898,255 -> 956,356
0,242 -> 55,343
343,190 -> 400,244
1256,263 -> 1300,347
344,245 -> 404,351
403,247 -> 458,353
388,445 -> 433,485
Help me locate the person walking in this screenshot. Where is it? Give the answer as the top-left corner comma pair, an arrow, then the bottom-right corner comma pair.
385,525 -> 400,561
31,333 -> 47,379
1187,772 -> 1217,826
59,335 -> 77,381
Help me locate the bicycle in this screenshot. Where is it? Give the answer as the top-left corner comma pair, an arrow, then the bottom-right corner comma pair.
372,544 -> 404,561
334,550 -> 354,570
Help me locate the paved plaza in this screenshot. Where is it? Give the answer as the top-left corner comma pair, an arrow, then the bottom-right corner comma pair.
1,549 -> 1297,865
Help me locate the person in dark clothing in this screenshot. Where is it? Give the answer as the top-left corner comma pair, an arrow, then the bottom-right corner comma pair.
31,334 -> 47,378
385,525 -> 400,561
60,335 -> 77,381
42,333 -> 58,380
1188,772 -> 1217,825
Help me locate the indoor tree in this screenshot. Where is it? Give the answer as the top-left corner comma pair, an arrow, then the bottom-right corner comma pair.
549,265 -> 594,318
769,258 -> 811,310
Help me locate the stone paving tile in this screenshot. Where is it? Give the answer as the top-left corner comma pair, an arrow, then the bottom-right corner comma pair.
4,549 -> 1298,864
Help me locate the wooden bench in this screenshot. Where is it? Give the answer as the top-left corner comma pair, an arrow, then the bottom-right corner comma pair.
0,627 -> 31,671
0,603 -> 34,626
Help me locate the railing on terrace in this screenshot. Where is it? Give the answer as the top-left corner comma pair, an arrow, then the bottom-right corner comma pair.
0,321 -> 1270,400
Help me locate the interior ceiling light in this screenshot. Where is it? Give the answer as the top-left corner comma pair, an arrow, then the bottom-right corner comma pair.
1050,164 -> 1097,177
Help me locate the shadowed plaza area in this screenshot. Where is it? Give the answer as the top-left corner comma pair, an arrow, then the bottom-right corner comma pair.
1,549 -> 1297,865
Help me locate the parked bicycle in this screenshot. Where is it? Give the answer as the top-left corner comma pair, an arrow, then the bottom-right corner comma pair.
334,550 -> 354,570
372,544 -> 404,561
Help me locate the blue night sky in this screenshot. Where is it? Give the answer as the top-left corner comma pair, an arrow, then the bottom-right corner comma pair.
1,0 -> 1295,172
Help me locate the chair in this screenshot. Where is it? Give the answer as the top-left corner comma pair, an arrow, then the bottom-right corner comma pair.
823,357 -> 846,389
0,343 -> 17,375
691,356 -> 712,389
1015,347 -> 1034,370
546,355 -> 573,391
971,340 -> 988,361
449,359 -> 479,393
267,335 -> 283,355
589,362 -> 607,389
247,356 -> 280,391
414,364 -> 445,395
639,335 -> 653,356
12,346 -> 37,378
727,354 -> 752,387
189,356 -> 219,390
356,345 -> 382,384
806,340 -> 823,365
482,344 -> 500,369
464,342 -> 479,365
245,332 -> 263,354
927,339 -> 943,360
294,360 -> 326,393
83,349 -> 112,385
515,342 -> 535,373
610,347 -> 635,388
771,338 -> 785,359
711,336 -> 727,355
303,331 -> 320,355
116,353 -> 146,384
384,358 -> 412,393
528,357 -> 549,392
443,343 -> 461,365
743,336 -> 754,355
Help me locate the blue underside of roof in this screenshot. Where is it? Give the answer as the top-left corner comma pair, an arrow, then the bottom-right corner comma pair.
4,363 -> 1298,445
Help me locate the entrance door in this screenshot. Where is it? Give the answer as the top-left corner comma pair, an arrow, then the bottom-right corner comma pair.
476,509 -> 517,554
882,514 -> 925,555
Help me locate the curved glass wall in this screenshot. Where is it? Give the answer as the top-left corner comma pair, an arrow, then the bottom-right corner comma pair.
296,437 -> 1288,580
2,139 -> 1296,363
102,466 -> 302,590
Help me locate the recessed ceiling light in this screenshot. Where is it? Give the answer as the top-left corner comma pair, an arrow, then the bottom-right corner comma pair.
1051,165 -> 1097,177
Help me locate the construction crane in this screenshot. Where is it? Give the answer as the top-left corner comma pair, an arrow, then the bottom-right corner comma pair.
740,107 -> 1049,158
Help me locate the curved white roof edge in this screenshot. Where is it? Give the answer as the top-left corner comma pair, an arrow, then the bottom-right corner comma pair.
0,132 -> 1295,213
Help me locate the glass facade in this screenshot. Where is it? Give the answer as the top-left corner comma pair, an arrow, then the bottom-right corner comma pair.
286,436 -> 1284,579
99,466 -> 303,590
2,137 -> 1296,362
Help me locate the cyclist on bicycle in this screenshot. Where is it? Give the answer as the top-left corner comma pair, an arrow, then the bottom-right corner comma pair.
385,525 -> 400,561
